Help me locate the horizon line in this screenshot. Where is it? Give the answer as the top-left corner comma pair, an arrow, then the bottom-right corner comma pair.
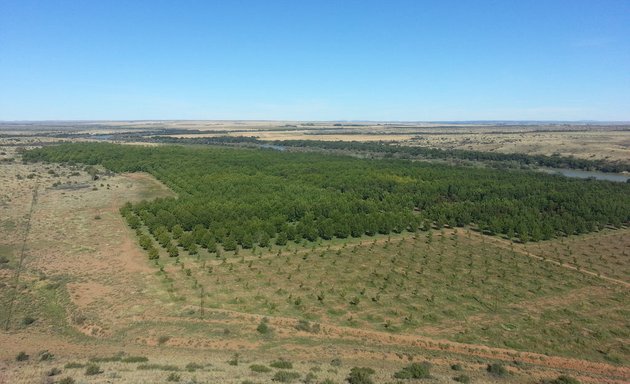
1,119 -> 629,124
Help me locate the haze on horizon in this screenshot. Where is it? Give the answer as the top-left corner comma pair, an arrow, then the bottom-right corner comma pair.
1,1 -> 629,121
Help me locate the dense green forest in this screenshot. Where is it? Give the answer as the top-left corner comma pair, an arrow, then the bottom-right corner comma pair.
24,143 -> 630,254
149,135 -> 630,173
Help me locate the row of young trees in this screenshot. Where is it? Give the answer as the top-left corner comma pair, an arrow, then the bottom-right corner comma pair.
24,143 -> 630,252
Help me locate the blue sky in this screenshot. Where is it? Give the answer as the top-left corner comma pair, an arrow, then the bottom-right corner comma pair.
1,1 -> 629,121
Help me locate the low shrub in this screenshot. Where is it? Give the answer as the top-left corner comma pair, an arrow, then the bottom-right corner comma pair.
39,350 -> 54,361
545,376 -> 581,384
167,372 -> 181,382
22,316 -> 36,325
16,352 -> 29,361
272,370 -> 301,382
46,367 -> 61,376
270,359 -> 293,369
64,362 -> 85,369
346,367 -> 375,384
257,319 -> 271,334
121,356 -> 149,363
185,362 -> 204,371
393,362 -> 431,379
228,353 -> 240,366
158,335 -> 171,345
89,355 -> 121,363
250,364 -> 272,373
137,364 -> 180,371
454,374 -> 471,383
85,364 -> 102,375
303,372 -> 317,383
57,378 -> 75,384
295,319 -> 320,333
487,363 -> 508,377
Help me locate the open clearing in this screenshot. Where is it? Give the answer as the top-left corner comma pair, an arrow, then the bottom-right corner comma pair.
0,136 -> 629,384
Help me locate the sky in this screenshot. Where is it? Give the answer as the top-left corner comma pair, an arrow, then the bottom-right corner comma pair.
1,0 -> 629,121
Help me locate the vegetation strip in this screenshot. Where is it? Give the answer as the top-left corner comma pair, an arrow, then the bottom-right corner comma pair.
23,143 -> 630,253
148,135 -> 630,173
3,186 -> 38,331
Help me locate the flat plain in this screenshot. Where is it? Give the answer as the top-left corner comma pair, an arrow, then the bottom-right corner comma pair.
0,123 -> 629,384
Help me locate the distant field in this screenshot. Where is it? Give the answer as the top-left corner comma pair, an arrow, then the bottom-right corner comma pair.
3,120 -> 629,164
523,229 -> 630,283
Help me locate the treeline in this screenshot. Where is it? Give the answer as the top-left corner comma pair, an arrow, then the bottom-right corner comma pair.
23,143 -> 630,253
150,135 -> 261,145
272,140 -> 630,173
146,135 -> 630,173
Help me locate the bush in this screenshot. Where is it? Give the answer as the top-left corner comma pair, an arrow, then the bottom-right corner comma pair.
487,363 -> 508,377
89,355 -> 121,362
64,362 -> 85,369
16,351 -> 29,361
137,364 -> 180,371
295,319 -> 320,333
346,367 -> 375,384
393,362 -> 431,379
453,374 -> 471,383
39,350 -> 54,361
158,335 -> 171,345
185,362 -> 204,371
22,316 -> 36,325
250,364 -> 272,373
121,356 -> 149,363
330,358 -> 342,367
272,370 -> 301,383
257,318 -> 271,334
545,376 -> 581,384
85,364 -> 102,375
167,372 -> 181,382
58,378 -> 75,384
228,353 -> 240,366
303,372 -> 317,383
270,359 -> 293,369
46,367 -> 62,376
451,364 -> 463,371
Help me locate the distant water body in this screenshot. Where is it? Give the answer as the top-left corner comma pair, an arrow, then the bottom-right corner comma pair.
541,168 -> 629,183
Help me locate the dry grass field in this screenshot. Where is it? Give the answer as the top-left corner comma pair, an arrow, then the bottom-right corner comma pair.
522,229 -> 630,283
150,229 -> 627,363
3,121 -> 628,165
1,134 -> 629,384
407,130 -> 630,164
